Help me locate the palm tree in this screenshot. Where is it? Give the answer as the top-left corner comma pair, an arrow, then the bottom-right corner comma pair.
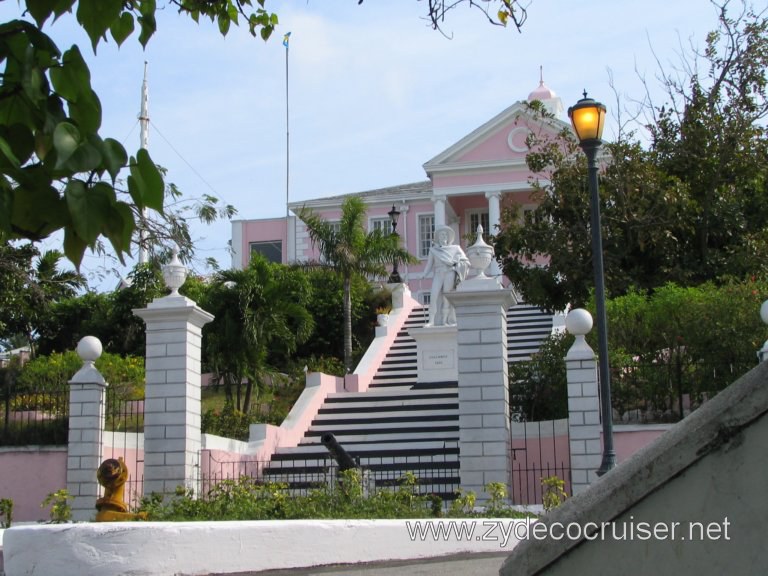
0,244 -> 85,355
203,254 -> 314,413
298,197 -> 416,372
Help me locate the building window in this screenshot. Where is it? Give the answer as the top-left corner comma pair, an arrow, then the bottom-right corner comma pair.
370,217 -> 391,234
522,206 -> 542,225
467,210 -> 490,241
249,241 -> 282,264
418,214 -> 435,258
420,292 -> 431,306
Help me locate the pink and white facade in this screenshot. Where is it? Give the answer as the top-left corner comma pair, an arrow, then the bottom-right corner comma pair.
231,82 -> 566,302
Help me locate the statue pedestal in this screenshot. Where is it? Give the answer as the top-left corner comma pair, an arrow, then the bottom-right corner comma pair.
408,325 -> 458,383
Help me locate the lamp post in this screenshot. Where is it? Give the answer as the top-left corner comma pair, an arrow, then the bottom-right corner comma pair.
387,204 -> 402,283
568,92 -> 616,476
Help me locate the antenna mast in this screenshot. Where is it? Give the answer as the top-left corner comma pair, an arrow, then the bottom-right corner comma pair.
138,62 -> 150,264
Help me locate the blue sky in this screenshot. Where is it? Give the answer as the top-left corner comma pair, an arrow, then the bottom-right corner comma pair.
1,0 -> 723,287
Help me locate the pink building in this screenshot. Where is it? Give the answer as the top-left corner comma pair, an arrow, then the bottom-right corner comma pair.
231,80 -> 565,303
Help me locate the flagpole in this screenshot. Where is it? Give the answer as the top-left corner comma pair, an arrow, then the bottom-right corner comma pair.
284,32 -> 291,264
139,61 -> 149,264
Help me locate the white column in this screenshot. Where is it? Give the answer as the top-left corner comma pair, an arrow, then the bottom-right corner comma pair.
446,284 -> 516,503
483,191 -> 504,281
66,336 -> 107,522
484,191 -> 501,235
433,195 -> 447,227
134,254 -> 214,496
564,309 -> 602,495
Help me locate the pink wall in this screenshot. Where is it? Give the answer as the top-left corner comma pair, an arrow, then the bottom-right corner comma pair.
200,449 -> 267,493
240,217 -> 289,263
432,169 -> 531,189
454,118 -> 539,164
0,448 -> 67,523
508,424 -> 673,505
612,426 -> 671,463
510,429 -> 571,506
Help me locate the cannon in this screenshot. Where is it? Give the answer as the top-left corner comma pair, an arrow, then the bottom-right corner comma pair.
320,432 -> 359,472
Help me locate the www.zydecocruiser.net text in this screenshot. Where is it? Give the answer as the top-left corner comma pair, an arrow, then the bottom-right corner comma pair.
405,517 -> 731,548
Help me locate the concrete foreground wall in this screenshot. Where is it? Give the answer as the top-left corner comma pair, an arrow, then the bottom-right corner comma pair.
3,518 -> 530,576
501,360 -> 768,575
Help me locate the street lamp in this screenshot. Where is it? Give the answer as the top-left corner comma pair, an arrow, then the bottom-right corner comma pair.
387,204 -> 402,283
568,92 -> 616,476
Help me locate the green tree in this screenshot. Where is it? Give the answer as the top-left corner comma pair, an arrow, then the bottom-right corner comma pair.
202,254 -> 314,413
293,268 -> 381,372
0,1 -> 278,267
508,331 -> 572,421
647,1 -> 768,285
495,2 -> 768,311
0,243 -> 85,352
298,197 -> 415,372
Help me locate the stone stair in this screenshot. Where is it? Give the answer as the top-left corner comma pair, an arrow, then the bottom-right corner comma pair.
263,303 -> 553,500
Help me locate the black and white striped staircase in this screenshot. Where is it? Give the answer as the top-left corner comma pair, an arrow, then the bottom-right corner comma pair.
263,303 -> 554,499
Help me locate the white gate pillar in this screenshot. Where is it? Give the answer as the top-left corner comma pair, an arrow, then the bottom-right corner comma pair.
66,336 -> 107,522
446,271 -> 516,502
565,309 -> 602,495
134,253 -> 214,496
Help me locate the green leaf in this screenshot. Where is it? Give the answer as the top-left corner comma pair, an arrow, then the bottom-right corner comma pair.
110,12 -> 135,47
25,0 -> 58,27
68,88 -> 102,134
102,201 -> 135,260
137,0 -> 157,47
52,0 -> 77,20
0,135 -> 21,171
101,138 -> 127,183
11,183 -> 66,239
53,122 -> 80,169
218,13 -> 231,36
134,148 -> 164,212
50,46 -> 91,102
65,180 -> 115,244
76,0 -> 122,52
64,139 -> 102,173
0,178 -> 13,234
63,226 -> 87,269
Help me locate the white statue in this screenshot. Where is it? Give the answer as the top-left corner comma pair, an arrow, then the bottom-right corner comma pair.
423,226 -> 470,326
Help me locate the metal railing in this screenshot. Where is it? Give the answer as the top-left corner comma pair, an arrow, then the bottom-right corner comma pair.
510,418 -> 571,506
610,360 -> 755,422
200,452 -> 461,501
0,388 -> 68,446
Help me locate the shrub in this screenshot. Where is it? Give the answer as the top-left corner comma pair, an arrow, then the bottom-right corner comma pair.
541,476 -> 568,512
17,351 -> 144,400
41,489 -> 73,523
0,497 -> 13,528
138,474 -> 533,521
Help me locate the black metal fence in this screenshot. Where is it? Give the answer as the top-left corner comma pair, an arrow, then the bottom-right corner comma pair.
200,451 -> 460,501
510,418 -> 571,506
103,387 -> 145,511
0,388 -> 68,446
610,360 -> 755,422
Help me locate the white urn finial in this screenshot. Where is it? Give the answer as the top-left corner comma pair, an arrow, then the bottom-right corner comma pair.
162,248 -> 187,296
466,225 -> 494,279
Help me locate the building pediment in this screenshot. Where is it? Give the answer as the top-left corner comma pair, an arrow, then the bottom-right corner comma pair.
423,100 -> 569,177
